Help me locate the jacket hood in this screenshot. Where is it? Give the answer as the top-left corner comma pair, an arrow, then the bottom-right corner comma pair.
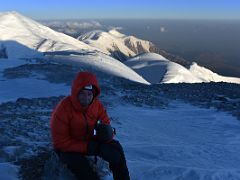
71,72 -> 100,111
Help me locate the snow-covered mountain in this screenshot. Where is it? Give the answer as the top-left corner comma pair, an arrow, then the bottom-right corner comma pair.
125,53 -> 240,84
78,29 -> 154,61
0,11 -> 98,58
0,12 -> 148,84
0,11 -> 239,85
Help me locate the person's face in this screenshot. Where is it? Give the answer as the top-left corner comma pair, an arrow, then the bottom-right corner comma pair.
78,89 -> 94,107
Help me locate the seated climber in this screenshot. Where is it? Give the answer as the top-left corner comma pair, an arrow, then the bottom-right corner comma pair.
50,71 -> 130,180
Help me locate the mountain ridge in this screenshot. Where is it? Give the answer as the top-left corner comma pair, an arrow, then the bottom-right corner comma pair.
0,11 -> 239,84
78,28 -> 191,67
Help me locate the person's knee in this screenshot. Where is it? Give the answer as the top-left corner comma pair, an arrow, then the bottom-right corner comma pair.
110,140 -> 124,153
98,142 -> 122,165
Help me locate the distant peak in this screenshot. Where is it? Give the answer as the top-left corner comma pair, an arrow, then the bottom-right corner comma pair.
0,11 -> 31,22
108,29 -> 125,37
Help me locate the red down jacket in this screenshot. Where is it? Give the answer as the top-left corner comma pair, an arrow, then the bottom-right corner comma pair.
51,72 -> 110,154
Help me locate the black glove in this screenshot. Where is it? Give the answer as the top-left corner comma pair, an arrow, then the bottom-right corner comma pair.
95,124 -> 114,143
87,141 -> 100,155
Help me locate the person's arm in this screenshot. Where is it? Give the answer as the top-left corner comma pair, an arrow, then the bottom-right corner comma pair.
88,100 -> 115,154
51,102 -> 88,154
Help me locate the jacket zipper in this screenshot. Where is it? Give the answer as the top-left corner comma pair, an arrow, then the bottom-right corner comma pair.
83,112 -> 89,137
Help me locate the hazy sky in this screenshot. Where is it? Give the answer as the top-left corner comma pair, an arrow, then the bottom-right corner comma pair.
1,0 -> 240,20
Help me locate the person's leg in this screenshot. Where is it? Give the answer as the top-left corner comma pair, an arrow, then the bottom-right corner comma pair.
58,152 -> 100,180
98,140 -> 130,180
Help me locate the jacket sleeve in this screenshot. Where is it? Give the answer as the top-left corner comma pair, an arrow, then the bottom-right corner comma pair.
97,101 -> 110,125
51,102 -> 88,154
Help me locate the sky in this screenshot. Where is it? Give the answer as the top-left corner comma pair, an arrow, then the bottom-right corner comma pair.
0,0 -> 240,20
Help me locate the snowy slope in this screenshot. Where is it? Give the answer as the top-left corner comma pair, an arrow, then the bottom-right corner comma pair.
48,54 -> 150,85
78,29 -> 153,60
125,53 -> 240,84
0,12 -> 98,58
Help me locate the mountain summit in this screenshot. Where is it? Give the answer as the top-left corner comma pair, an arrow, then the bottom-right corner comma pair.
78,29 -> 154,61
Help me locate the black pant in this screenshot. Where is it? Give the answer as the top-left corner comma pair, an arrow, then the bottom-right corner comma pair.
58,140 -> 130,180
